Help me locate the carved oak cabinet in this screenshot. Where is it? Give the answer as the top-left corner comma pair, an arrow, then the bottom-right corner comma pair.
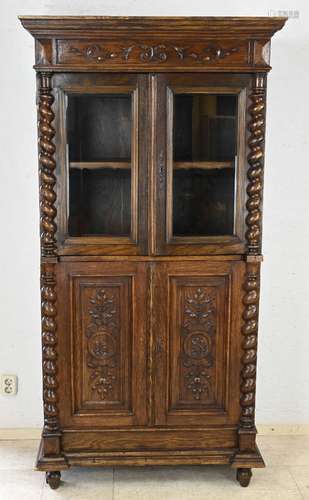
20,16 -> 286,489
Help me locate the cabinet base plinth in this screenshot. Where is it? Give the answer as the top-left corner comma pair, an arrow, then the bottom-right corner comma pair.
36,439 -> 69,472
36,437 -> 265,489
231,446 -> 265,469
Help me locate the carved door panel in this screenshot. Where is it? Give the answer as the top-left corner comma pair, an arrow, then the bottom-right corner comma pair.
152,260 -> 244,426
57,261 -> 147,427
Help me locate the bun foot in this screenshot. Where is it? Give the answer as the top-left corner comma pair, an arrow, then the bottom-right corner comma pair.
236,468 -> 252,487
46,471 -> 61,490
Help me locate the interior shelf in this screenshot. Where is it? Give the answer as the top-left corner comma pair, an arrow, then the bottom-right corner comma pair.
69,161 -> 131,170
174,161 -> 234,170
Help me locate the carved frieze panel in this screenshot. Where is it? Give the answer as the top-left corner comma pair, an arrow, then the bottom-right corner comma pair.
56,39 -> 248,69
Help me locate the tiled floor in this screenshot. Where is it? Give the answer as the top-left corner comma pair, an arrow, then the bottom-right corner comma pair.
0,436 -> 308,499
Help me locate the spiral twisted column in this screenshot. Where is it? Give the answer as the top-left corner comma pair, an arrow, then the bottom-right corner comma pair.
38,73 -> 59,436
41,263 -> 59,433
246,74 -> 266,255
238,74 -> 266,433
240,261 -> 260,429
39,72 -> 57,257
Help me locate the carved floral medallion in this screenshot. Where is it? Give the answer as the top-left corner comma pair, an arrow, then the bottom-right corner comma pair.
181,287 -> 216,401
85,288 -> 118,400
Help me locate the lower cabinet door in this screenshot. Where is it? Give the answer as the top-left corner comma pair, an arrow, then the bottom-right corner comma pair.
57,261 -> 148,427
152,260 -> 244,426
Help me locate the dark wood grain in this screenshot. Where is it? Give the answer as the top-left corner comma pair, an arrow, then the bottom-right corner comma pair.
20,16 -> 286,488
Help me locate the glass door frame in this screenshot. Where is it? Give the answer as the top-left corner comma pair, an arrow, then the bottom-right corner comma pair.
53,73 -> 148,256
152,73 -> 249,256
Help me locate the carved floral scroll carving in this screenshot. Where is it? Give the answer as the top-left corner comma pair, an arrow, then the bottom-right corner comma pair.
85,288 -> 118,400
69,43 -> 239,64
181,288 -> 216,400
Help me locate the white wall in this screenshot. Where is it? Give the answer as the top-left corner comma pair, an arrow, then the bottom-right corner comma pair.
0,0 -> 308,428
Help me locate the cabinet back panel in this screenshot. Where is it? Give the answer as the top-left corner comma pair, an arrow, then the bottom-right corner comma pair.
67,94 -> 131,161
173,168 -> 235,236
68,168 -> 131,237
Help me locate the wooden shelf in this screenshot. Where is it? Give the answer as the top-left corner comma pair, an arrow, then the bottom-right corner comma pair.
174,161 -> 234,170
70,161 -> 131,170
70,161 -> 233,171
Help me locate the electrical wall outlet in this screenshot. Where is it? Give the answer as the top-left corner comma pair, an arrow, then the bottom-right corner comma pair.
1,374 -> 18,396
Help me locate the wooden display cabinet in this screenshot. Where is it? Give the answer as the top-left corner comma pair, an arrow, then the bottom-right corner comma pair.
20,16 -> 286,489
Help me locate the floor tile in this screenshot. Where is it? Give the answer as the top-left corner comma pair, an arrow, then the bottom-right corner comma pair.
41,467 -> 113,500
0,469 -> 44,500
113,465 -> 300,500
258,435 -> 309,466
243,465 -> 299,491
0,440 -> 38,470
289,466 -> 309,499
205,491 -> 302,500
0,436 -> 307,499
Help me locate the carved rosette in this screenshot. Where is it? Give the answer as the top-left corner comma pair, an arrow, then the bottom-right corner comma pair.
38,72 -> 57,257
246,74 -> 266,254
240,262 -> 260,429
41,263 -> 59,432
181,288 -> 216,401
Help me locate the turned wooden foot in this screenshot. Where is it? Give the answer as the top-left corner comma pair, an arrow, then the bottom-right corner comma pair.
236,468 -> 252,487
46,471 -> 61,490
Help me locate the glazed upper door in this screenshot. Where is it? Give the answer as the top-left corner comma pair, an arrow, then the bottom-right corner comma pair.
152,260 -> 244,426
152,73 -> 250,255
57,261 -> 148,428
54,73 -> 149,256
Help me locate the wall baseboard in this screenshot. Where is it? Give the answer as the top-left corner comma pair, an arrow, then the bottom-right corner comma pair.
0,425 -> 309,440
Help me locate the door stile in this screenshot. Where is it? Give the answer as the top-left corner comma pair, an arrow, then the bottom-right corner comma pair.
151,261 -> 169,425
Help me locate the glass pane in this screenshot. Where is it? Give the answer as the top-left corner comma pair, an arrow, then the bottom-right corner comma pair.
67,94 -> 132,237
173,94 -> 237,237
